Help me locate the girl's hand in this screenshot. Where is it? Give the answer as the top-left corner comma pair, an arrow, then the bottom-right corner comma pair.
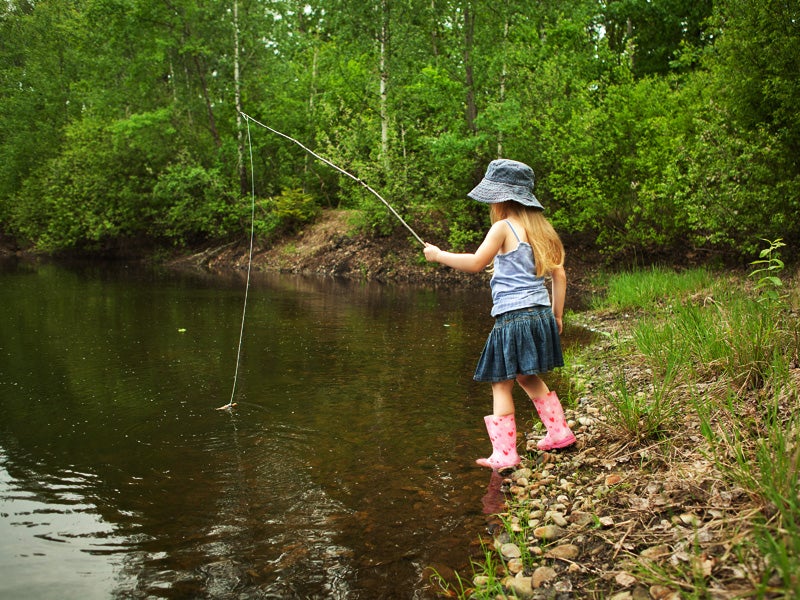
555,316 -> 563,334
423,243 -> 441,263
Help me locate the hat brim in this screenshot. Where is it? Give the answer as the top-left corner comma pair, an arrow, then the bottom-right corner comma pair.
467,179 -> 543,209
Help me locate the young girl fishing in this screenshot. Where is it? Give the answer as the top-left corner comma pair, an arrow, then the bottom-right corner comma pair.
423,159 -> 576,470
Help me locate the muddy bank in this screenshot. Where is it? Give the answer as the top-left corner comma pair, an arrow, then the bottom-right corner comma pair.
168,209 -> 602,305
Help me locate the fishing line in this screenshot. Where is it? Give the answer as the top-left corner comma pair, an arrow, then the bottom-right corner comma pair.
239,112 -> 425,246
217,116 -> 257,411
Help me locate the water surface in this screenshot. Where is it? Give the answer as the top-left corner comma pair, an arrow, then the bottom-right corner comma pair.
0,259 -> 575,599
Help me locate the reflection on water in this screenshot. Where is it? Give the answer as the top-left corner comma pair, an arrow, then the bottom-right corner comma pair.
0,259 -> 587,599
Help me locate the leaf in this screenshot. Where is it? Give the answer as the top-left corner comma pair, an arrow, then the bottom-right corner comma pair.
765,276 -> 783,287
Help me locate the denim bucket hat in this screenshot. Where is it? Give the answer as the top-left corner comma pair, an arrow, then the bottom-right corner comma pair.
467,159 -> 543,209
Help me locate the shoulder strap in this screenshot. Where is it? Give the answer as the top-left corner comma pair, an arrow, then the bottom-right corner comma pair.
504,220 -> 522,243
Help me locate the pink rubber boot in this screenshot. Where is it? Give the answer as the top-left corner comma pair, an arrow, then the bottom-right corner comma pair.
476,413 -> 521,470
532,392 -> 576,451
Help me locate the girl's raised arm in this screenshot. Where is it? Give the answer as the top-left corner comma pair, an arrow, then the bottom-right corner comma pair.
423,221 -> 507,273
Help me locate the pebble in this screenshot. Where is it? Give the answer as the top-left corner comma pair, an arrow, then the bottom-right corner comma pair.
507,558 -> 524,574
649,585 -> 681,600
544,543 -> 580,560
640,544 -> 671,561
500,542 -> 522,559
503,573 -> 534,598
545,510 -> 568,527
533,524 -> 566,540
531,566 -> 558,588
569,511 -> 595,528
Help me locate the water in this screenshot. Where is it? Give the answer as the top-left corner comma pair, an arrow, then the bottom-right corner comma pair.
0,259 -> 579,599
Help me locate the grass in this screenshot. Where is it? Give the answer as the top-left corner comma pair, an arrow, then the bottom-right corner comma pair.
442,241 -> 799,599
590,265 -> 715,312
606,246 -> 800,595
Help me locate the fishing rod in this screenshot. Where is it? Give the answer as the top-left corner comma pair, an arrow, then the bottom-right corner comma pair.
239,112 -> 425,247
218,114 -> 425,412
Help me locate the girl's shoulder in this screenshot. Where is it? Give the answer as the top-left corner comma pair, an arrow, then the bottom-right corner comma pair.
503,219 -> 529,244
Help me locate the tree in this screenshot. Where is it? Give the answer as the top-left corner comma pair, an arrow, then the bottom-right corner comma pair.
603,0 -> 714,76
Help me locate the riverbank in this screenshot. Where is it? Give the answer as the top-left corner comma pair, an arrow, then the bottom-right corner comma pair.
166,209 -> 603,303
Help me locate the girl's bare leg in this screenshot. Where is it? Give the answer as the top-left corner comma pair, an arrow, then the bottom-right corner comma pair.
491,379 -> 516,416
516,373 -> 550,400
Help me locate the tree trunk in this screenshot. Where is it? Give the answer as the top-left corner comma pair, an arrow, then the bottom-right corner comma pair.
497,11 -> 508,158
233,0 -> 246,195
379,0 -> 390,169
464,2 -> 477,134
192,53 -> 221,148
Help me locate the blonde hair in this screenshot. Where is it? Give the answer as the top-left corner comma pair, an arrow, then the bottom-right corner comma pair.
490,201 -> 564,277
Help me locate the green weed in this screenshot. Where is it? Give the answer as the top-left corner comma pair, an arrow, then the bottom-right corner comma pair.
591,266 -> 714,312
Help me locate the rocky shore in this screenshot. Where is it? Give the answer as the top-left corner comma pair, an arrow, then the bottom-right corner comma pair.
463,311 -> 781,599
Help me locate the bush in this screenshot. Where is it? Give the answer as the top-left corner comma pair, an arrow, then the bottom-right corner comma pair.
253,188 -> 321,239
152,158 -> 240,245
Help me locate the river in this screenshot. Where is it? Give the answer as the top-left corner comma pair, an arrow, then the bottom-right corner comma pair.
0,258 -> 578,599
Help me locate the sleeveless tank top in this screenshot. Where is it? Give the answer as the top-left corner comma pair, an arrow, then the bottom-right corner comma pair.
489,220 -> 551,317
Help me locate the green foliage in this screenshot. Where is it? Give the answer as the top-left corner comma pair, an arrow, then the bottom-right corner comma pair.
591,266 -> 713,311
749,238 -> 787,306
152,157 -> 240,245
253,188 -> 321,240
602,359 -> 679,442
9,116 -> 159,251
0,0 -> 798,264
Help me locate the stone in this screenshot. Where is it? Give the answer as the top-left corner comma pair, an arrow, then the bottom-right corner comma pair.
632,586 -> 650,600
507,558 -> 524,574
500,542 -> 522,559
549,511 -> 568,527
615,571 -> 637,587
503,573 -> 534,598
513,467 -> 533,480
554,579 -> 574,592
640,544 -> 671,561
531,566 -> 558,588
679,513 -> 700,526
649,584 -> 681,600
544,544 -> 580,560
533,524 -> 566,541
569,511 -> 595,528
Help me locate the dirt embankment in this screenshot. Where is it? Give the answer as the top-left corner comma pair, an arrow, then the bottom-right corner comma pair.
169,209 -> 601,299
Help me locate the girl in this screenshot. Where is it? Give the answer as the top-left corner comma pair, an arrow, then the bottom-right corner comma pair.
423,159 -> 576,470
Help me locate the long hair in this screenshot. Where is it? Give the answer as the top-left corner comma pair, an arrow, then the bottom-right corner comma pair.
490,201 -> 564,277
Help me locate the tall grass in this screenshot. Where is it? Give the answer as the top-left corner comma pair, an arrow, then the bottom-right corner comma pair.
595,244 -> 799,595
591,266 -> 715,312
583,242 -> 800,595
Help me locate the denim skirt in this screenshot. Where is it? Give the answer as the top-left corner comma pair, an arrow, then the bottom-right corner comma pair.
473,306 -> 564,382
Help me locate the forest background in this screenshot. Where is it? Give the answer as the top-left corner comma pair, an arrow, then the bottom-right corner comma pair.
1,0 -> 798,265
